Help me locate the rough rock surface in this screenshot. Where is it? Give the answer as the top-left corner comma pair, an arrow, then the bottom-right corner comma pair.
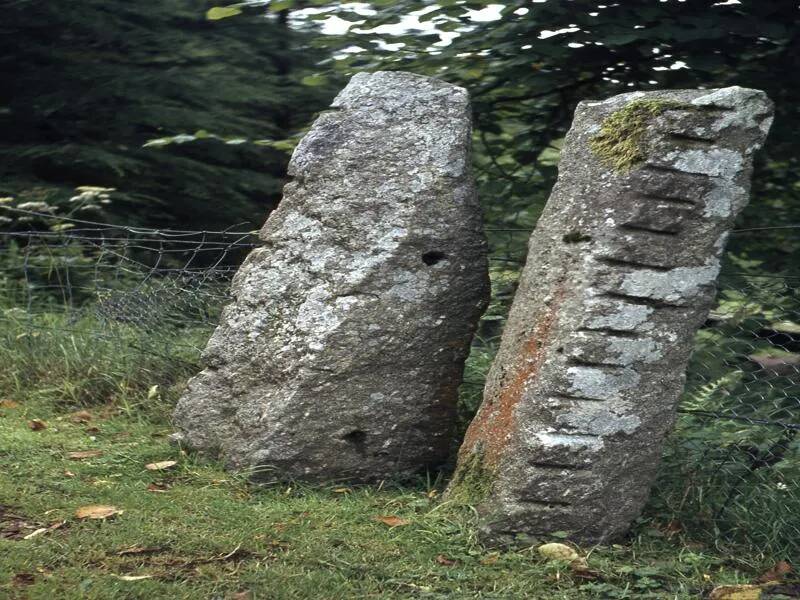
447,87 -> 773,544
172,71 -> 489,482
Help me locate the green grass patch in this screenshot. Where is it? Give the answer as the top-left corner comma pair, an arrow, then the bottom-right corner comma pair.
0,313 -> 795,599
0,395 -> 782,599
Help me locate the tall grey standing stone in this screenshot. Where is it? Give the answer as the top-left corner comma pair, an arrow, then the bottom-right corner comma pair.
447,87 -> 773,544
172,71 -> 489,482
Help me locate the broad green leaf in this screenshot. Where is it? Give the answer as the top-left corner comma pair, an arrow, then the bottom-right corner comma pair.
206,5 -> 242,20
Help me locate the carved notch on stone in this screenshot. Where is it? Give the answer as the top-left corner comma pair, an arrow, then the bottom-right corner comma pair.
447,87 -> 773,545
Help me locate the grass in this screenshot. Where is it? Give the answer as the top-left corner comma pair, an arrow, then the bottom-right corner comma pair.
0,310 -> 797,598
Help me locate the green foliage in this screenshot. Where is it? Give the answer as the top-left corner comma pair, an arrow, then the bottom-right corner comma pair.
296,0 -> 800,274
0,0 -> 336,232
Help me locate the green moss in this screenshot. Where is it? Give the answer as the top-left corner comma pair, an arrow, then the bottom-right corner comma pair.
589,99 -> 689,172
446,448 -> 495,506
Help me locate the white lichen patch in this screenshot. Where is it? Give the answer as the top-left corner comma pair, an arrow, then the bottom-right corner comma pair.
555,403 -> 642,436
535,431 -> 604,451
607,337 -> 662,365
691,86 -> 772,133
619,259 -> 720,304
583,299 -> 654,331
567,366 -> 640,401
664,148 -> 743,178
702,181 -> 744,218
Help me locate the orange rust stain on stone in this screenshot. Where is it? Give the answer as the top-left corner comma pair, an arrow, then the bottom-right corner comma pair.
459,284 -> 567,469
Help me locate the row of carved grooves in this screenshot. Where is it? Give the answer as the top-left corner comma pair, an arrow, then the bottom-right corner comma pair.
619,223 -> 680,237
643,163 -> 719,179
567,357 -> 625,370
600,291 -> 682,309
549,392 -> 609,403
596,256 -> 674,272
577,326 -> 640,339
667,131 -> 716,146
640,192 -> 696,206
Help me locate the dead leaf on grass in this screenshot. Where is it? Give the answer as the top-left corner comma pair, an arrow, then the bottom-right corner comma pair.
145,460 -> 177,471
570,558 -> 601,581
757,560 -> 792,583
68,450 -> 103,460
75,505 -> 122,520
708,584 -> 762,600
375,515 -> 410,527
481,553 -> 500,566
28,419 -> 47,431
12,573 -> 35,586
147,482 -> 170,493
538,542 -> 579,561
0,399 -> 19,409
69,410 -> 93,423
435,554 -> 457,566
1,506 -> 42,540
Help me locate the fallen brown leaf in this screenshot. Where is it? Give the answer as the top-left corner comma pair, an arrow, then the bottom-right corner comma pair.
538,542 -> 579,561
12,573 -> 35,586
435,554 -> 457,566
147,482 -> 170,493
75,505 -> 122,520
63,470 -> 76,477
145,460 -> 177,471
68,450 -> 103,460
375,515 -> 410,527
69,410 -> 92,423
0,399 -> 19,409
480,553 -> 500,566
757,560 -> 792,583
709,584 -> 762,600
570,558 -> 601,581
332,488 -> 350,494
28,419 -> 47,431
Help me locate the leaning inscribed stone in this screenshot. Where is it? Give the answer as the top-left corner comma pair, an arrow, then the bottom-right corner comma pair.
447,87 -> 773,544
172,71 -> 489,481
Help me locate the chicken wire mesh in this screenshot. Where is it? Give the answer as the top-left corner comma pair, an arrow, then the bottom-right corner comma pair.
0,206 -> 798,555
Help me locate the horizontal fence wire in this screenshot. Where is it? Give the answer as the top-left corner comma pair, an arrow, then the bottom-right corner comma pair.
0,207 -> 798,556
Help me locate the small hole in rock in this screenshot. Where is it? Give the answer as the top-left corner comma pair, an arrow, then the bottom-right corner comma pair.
562,231 -> 592,244
342,430 -> 367,455
342,430 -> 367,444
422,251 -> 447,266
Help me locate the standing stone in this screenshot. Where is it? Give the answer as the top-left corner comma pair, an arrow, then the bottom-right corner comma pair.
172,71 -> 489,482
447,87 -> 773,544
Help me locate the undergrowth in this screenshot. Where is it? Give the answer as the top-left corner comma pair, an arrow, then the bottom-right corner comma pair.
0,294 -> 797,597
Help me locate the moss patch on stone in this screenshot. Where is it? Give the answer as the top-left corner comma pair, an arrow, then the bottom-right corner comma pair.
446,448 -> 495,506
589,99 -> 689,172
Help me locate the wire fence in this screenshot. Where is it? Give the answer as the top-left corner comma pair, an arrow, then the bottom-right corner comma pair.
0,206 -> 798,556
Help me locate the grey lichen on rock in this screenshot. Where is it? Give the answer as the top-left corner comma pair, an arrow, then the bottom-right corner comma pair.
447,86 -> 773,545
172,71 -> 490,482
